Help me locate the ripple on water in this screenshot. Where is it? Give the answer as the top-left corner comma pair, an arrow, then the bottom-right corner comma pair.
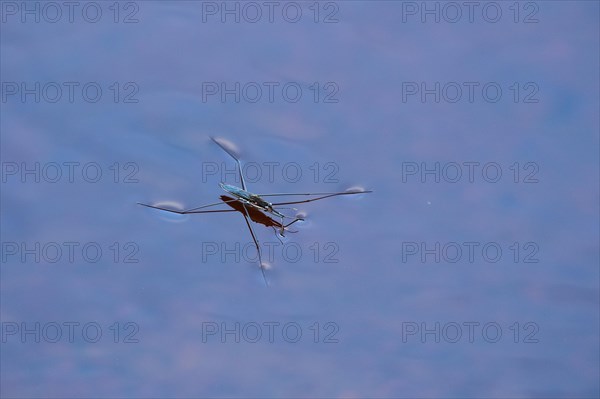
288,211 -> 311,231
151,201 -> 190,223
346,185 -> 369,194
210,136 -> 242,159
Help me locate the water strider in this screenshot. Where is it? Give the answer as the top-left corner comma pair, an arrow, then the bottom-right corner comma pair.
139,137 -> 372,286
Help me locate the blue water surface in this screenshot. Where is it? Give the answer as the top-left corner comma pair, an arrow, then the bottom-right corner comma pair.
1,1 -> 598,398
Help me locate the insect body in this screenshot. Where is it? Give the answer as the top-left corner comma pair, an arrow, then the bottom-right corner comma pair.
139,137 -> 372,286
219,182 -> 286,221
